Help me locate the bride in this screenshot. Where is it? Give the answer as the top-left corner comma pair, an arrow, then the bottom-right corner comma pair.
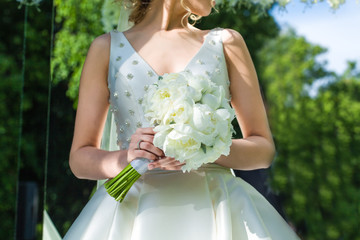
64,0 -> 300,239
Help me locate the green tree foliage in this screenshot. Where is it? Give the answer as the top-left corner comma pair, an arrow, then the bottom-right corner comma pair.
0,0 -> 96,237
48,0 -> 106,235
218,0 -> 347,11
52,0 -> 104,106
0,0 -> 53,238
258,29 -> 360,239
0,30 -> 22,240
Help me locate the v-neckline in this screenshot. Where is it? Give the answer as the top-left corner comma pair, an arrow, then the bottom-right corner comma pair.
120,29 -> 213,77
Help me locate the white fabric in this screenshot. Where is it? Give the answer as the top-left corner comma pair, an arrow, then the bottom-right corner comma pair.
64,28 -> 300,240
131,158 -> 151,175
42,210 -> 62,240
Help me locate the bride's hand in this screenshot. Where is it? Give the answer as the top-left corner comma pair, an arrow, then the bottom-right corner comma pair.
127,127 -> 164,163
148,157 -> 185,171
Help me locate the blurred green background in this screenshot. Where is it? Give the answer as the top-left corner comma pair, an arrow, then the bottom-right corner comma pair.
1,0 -> 359,239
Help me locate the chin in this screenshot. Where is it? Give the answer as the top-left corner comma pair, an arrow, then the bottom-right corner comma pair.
193,6 -> 213,17
186,0 -> 214,17
196,9 -> 212,17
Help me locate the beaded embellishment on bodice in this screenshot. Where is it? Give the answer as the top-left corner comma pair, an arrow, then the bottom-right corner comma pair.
107,28 -> 230,151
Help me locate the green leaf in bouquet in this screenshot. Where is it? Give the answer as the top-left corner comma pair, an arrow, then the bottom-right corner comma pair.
201,143 -> 207,154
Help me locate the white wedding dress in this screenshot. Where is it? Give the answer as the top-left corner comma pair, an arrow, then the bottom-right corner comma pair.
63,28 -> 300,240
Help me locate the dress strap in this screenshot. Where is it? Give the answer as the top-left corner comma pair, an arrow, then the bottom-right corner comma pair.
108,30 -> 135,89
109,30 -> 134,66
208,28 -> 224,41
205,28 -> 224,53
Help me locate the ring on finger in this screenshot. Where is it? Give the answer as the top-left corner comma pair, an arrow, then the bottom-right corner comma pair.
136,139 -> 143,150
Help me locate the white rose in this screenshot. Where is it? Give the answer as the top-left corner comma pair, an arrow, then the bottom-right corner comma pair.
202,146 -> 222,163
144,85 -> 173,123
153,125 -> 172,150
213,108 -> 234,139
201,93 -> 220,110
186,85 -> 202,102
214,136 -> 231,155
187,74 -> 215,94
162,128 -> 201,162
162,97 -> 194,125
202,85 -> 226,108
144,75 -> 189,123
191,104 -> 212,130
160,73 -> 187,85
220,96 -> 232,110
191,104 -> 219,141
174,122 -> 216,147
181,144 -> 223,172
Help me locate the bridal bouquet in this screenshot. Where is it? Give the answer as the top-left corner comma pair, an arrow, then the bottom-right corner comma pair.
105,71 -> 235,202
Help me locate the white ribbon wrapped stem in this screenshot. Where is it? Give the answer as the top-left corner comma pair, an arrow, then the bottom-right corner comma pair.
130,158 -> 150,175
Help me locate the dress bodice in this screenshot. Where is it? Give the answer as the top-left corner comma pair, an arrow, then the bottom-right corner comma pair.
107,28 -> 231,151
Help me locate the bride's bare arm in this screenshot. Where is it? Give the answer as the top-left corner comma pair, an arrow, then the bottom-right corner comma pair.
215,29 -> 276,170
68,33 -> 127,180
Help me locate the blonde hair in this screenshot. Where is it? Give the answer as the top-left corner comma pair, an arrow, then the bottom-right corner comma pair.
117,0 -> 202,26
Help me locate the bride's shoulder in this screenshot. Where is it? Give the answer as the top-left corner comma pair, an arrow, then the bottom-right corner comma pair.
204,28 -> 247,50
219,28 -> 250,60
85,33 -> 111,65
220,28 -> 246,47
90,33 -> 111,50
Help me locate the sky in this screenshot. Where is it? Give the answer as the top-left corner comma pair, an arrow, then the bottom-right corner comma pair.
270,0 -> 360,75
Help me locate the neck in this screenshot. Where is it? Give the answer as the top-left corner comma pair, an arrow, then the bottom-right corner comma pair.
133,0 -> 189,32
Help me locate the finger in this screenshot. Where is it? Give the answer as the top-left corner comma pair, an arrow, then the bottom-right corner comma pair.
150,157 -> 185,169
148,162 -> 185,171
130,135 -> 154,145
135,127 -> 156,135
136,141 -> 164,157
128,149 -> 158,163
165,165 -> 185,170
157,157 -> 179,166
160,161 -> 186,171
152,157 -> 175,162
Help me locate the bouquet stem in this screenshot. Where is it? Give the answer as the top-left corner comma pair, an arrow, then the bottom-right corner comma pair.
104,158 -> 150,202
